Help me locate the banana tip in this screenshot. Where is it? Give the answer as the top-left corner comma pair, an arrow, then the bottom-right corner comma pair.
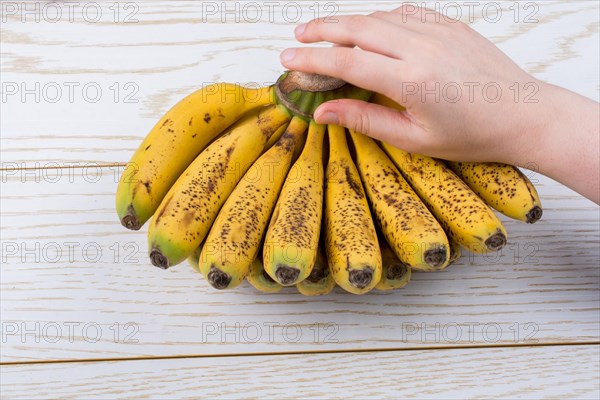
121,214 -> 141,231
485,232 -> 507,251
150,249 -> 170,269
306,264 -> 327,283
208,265 -> 232,289
349,267 -> 374,290
424,247 -> 448,269
386,263 -> 408,280
526,206 -> 543,224
275,265 -> 300,285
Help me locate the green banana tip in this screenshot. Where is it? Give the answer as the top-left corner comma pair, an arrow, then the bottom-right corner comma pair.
150,248 -> 170,269
121,214 -> 142,231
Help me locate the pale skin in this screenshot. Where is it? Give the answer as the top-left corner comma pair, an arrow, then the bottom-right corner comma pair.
280,5 -> 600,204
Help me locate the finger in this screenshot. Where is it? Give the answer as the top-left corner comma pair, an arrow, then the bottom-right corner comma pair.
313,99 -> 426,152
390,4 -> 452,24
280,46 -> 408,97
295,14 -> 410,59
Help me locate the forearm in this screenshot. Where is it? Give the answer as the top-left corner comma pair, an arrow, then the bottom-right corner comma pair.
512,83 -> 600,203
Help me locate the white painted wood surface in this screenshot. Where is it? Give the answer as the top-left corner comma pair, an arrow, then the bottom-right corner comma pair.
1,0 -> 599,398
2,345 -> 599,399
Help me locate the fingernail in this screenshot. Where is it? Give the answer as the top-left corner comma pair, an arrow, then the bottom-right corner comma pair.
316,111 -> 338,125
280,48 -> 296,63
295,23 -> 306,36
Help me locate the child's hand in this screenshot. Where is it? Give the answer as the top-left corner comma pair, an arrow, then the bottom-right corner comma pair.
280,5 -> 599,203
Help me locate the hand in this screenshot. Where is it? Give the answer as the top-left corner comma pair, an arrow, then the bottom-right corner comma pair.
280,5 -> 600,203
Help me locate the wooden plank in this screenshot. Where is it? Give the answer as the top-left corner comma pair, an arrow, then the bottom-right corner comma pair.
1,168 -> 598,362
2,345 -> 599,399
1,0 -> 598,164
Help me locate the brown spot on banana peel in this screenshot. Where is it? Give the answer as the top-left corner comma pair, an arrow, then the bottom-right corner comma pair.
345,166 -> 363,197
204,113 -> 211,123
208,265 -> 232,289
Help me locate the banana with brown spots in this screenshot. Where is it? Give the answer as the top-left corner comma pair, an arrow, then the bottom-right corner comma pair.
350,130 -> 450,271
198,116 -> 308,289
116,84 -> 273,231
296,244 -> 336,296
263,121 -> 326,286
381,143 -> 507,254
376,236 -> 411,291
446,162 -> 543,224
324,125 -> 381,295
148,105 -> 291,269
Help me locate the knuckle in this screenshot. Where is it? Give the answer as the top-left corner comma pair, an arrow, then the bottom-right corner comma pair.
352,112 -> 371,136
345,14 -> 367,28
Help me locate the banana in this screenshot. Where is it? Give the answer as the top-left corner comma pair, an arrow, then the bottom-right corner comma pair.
265,121 -> 290,150
376,236 -> 411,291
349,130 -> 450,271
370,92 -> 406,111
247,252 -> 283,293
381,143 -> 507,254
324,125 -> 381,294
116,84 -> 273,230
148,104 -> 291,269
198,116 -> 308,289
446,162 -> 543,224
263,121 -> 326,286
296,244 -> 335,296
187,245 -> 203,273
449,239 -> 462,264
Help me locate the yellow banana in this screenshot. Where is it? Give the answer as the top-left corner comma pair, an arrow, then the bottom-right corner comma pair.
381,143 -> 507,254
187,245 -> 203,273
148,105 -> 291,269
198,116 -> 308,289
449,239 -> 462,264
350,130 -> 450,271
296,244 -> 335,296
325,125 -> 381,294
265,121 -> 290,150
446,162 -> 543,224
263,121 -> 326,286
247,253 -> 282,293
116,84 -> 273,230
376,237 -> 411,291
371,92 -> 406,111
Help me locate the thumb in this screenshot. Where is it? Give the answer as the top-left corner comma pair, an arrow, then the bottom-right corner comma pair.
314,99 -> 425,152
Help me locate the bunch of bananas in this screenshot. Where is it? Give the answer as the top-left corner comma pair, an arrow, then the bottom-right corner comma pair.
116,71 -> 542,296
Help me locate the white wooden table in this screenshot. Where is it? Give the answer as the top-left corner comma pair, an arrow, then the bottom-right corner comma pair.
1,1 -> 599,398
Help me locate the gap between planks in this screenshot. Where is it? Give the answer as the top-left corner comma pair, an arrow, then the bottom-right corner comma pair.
2,340 -> 599,367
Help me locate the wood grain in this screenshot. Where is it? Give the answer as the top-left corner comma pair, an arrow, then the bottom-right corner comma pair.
2,345 -> 599,399
1,168 -> 598,362
1,0 -> 598,164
